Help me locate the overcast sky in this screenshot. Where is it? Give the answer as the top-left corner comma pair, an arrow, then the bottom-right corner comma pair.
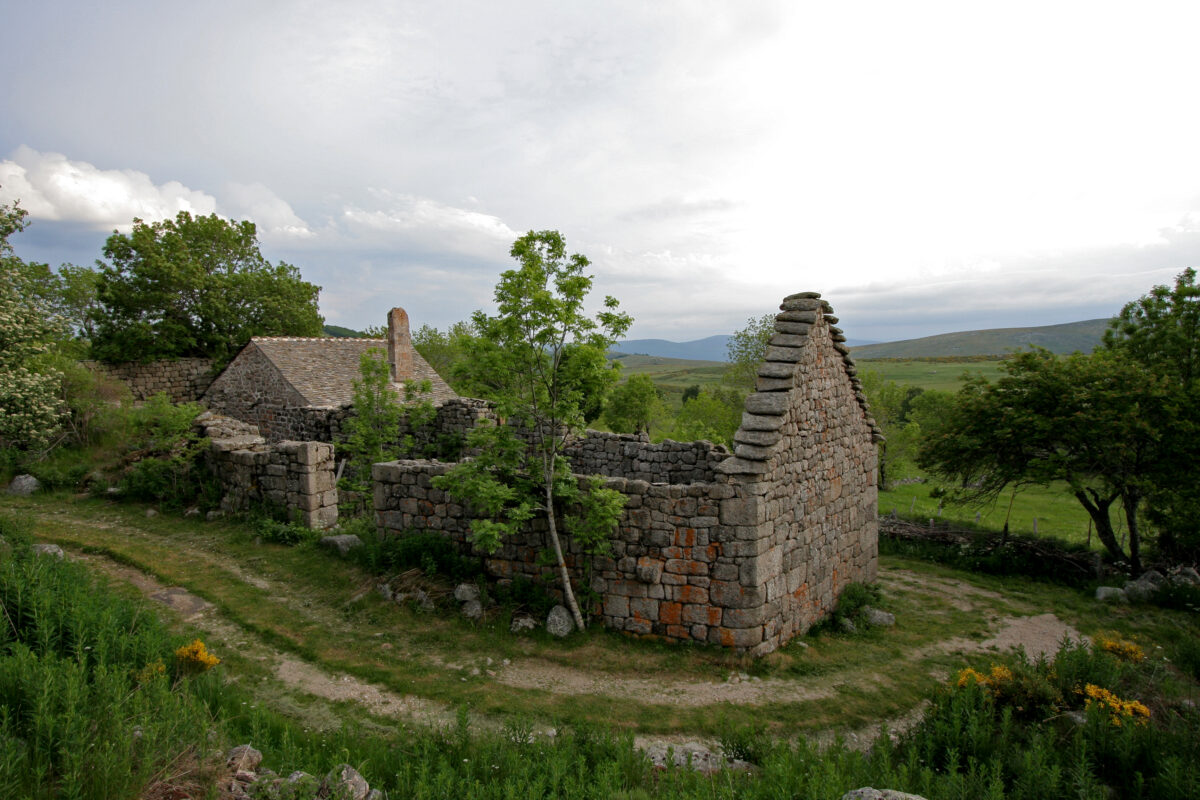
4,1 -> 1200,343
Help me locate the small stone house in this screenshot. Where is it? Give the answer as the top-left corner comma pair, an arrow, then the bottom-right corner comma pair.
203,308 -> 458,442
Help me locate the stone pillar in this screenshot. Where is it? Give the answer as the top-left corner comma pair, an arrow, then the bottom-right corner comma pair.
387,307 -> 413,383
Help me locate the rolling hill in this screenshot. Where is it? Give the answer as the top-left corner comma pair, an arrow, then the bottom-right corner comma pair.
849,318 -> 1110,359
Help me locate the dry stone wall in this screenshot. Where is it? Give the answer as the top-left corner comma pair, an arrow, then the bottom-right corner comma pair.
563,432 -> 728,484
374,291 -> 879,655
195,412 -> 338,529
83,358 -> 214,402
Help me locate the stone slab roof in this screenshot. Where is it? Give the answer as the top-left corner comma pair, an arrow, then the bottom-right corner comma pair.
248,337 -> 458,409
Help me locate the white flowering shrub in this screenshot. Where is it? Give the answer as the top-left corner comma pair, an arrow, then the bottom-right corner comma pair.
1,202 -> 66,451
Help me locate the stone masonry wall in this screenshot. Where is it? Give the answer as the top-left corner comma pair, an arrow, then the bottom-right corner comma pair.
563,432 -> 728,484
373,291 -> 879,655
84,358 -> 214,402
195,412 -> 338,529
374,460 -> 762,645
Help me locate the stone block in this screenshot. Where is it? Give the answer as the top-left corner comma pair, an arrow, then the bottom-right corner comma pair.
659,602 -> 682,625
720,497 -> 763,526
604,595 -> 630,617
709,580 -> 763,609
298,470 -> 335,494
756,377 -> 794,392
717,625 -> 764,648
630,597 -> 659,619
734,429 -> 782,447
769,333 -> 809,348
744,393 -> 789,416
757,361 -> 795,379
734,443 -> 775,461
722,606 -> 765,628
739,412 -> 785,431
777,305 -> 819,317
763,345 -> 804,363
774,321 -> 812,335
678,584 -> 709,604
636,557 -> 663,584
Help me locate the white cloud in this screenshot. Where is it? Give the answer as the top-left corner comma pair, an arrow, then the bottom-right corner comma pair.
222,182 -> 313,240
0,146 -> 217,230
340,190 -> 519,258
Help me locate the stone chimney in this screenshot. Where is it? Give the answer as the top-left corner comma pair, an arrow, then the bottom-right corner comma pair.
387,307 -> 414,383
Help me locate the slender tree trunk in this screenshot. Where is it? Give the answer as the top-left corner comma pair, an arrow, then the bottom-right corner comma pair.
1123,491 -> 1143,576
544,477 -> 586,631
1074,490 -> 1128,566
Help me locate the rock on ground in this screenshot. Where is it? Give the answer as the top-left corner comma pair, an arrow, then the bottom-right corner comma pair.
319,534 -> 363,556
226,745 -> 263,771
546,605 -> 574,637
6,474 -> 40,496
461,599 -> 483,620
511,614 -> 537,633
454,583 -> 480,603
31,544 -> 64,559
1095,586 -> 1129,604
842,789 -> 929,800
863,606 -> 896,627
320,763 -> 370,800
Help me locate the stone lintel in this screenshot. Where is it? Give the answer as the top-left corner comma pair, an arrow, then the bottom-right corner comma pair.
776,309 -> 819,323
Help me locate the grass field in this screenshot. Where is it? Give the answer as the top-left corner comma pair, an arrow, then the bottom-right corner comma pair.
854,359 -> 1007,392
615,353 -> 1010,397
878,481 -> 1112,549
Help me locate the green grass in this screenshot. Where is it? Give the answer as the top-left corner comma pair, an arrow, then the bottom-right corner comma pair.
879,481 -> 1104,547
5,499 -> 1200,799
856,358 -> 1008,392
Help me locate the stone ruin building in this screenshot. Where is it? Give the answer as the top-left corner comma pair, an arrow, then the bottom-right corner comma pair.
199,293 -> 881,655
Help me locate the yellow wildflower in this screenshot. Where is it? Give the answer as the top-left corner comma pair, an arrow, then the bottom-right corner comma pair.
1097,636 -> 1145,663
174,639 -> 221,671
1082,683 -> 1150,726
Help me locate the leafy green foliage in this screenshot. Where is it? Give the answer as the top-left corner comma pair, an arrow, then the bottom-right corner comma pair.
1103,268 -> 1200,561
412,319 -> 481,393
918,349 -> 1177,574
724,313 -> 775,390
348,526 -> 482,582
0,202 -> 67,452
117,395 -> 214,508
668,386 -> 744,447
90,212 -> 323,364
338,349 -> 435,514
602,374 -> 663,435
434,230 -> 630,630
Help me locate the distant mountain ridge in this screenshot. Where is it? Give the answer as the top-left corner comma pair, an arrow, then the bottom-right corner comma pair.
615,333 -> 877,361
850,318 -> 1110,359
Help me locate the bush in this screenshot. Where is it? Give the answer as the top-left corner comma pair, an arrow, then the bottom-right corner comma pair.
350,529 -> 482,581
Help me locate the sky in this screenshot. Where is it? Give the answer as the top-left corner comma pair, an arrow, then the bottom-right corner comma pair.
4,1 -> 1200,344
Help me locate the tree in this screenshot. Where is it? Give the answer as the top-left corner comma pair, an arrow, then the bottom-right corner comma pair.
91,212 -> 323,364
603,374 -> 663,435
433,230 -> 631,630
918,349 -> 1176,574
669,387 -> 744,447
0,202 -> 66,451
412,320 -> 480,386
724,313 -> 775,390
339,349 -> 434,512
1102,268 -> 1200,559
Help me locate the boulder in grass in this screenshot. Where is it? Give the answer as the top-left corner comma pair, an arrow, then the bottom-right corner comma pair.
31,544 -> 64,559
319,534 -> 362,556
842,789 -> 930,800
454,583 -> 480,603
546,605 -> 574,637
319,763 -> 370,800
6,474 -> 40,496
1095,586 -> 1129,604
226,745 -> 263,771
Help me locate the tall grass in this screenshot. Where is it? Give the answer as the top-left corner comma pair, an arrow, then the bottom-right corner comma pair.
0,514 -> 220,799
